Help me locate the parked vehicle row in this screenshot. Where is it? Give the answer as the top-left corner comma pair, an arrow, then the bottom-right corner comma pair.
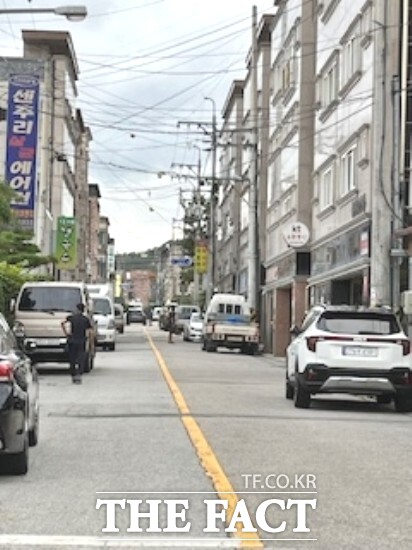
0,312 -> 39,475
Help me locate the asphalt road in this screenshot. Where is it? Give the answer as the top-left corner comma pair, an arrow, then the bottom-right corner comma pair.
1,324 -> 412,549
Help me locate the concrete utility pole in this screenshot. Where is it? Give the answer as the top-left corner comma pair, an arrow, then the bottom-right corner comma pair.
247,5 -> 259,310
177,116 -> 216,304
204,97 -> 218,304
391,75 -> 403,309
193,147 -> 202,306
370,1 -> 395,307
175,154 -> 203,306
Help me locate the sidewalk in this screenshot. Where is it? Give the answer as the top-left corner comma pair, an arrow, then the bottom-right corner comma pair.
259,352 -> 286,368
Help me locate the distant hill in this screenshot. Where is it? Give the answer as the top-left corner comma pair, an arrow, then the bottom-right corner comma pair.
115,240 -> 183,272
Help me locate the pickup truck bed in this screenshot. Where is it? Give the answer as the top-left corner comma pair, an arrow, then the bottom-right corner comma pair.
202,317 -> 259,354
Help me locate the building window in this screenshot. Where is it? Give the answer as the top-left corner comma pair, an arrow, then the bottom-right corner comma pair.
282,42 -> 297,101
342,37 -> 355,82
340,147 -> 356,196
240,191 -> 249,230
273,53 -> 284,101
282,195 -> 292,216
357,125 -> 370,168
360,2 -> 372,48
323,59 -> 338,106
340,20 -> 361,91
320,166 -> 334,210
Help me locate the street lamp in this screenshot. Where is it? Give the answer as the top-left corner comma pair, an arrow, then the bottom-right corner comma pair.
0,5 -> 87,21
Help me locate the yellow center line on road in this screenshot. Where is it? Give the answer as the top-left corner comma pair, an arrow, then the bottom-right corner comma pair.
144,329 -> 263,549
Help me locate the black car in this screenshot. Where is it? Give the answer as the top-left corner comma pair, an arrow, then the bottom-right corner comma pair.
0,313 -> 39,475
127,307 -> 147,325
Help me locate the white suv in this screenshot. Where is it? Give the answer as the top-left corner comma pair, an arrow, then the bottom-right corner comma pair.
286,305 -> 412,412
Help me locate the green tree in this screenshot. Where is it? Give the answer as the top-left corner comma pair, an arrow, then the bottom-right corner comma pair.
0,183 -> 53,318
0,182 -> 53,268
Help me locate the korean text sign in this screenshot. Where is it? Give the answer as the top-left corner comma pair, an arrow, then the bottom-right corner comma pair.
56,216 -> 77,270
5,74 -> 40,233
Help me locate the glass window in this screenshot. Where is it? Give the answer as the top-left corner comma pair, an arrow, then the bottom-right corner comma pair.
322,60 -> 337,105
240,192 -> 249,230
341,28 -> 360,86
320,166 -> 334,210
340,147 -> 356,195
317,312 -> 400,335
92,298 -> 112,315
18,287 -> 82,313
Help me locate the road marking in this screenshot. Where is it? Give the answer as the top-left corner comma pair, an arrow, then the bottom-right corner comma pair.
145,330 -> 263,549
0,535 -> 242,547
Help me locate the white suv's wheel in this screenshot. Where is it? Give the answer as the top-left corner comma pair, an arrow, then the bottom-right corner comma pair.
294,379 -> 311,409
394,393 -> 412,413
285,373 -> 294,400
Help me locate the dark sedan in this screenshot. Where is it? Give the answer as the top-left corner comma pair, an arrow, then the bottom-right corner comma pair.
0,313 -> 39,475
127,307 -> 147,325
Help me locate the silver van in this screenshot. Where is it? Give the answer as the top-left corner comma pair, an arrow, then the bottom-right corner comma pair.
12,281 -> 95,370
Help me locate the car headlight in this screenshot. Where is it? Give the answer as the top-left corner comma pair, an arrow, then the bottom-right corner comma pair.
108,319 -> 115,330
13,321 -> 25,338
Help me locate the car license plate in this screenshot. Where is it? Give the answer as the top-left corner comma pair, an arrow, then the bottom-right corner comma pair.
38,338 -> 60,346
228,336 -> 243,342
342,346 -> 378,357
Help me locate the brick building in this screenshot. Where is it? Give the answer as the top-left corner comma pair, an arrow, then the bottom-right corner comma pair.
129,270 -> 156,307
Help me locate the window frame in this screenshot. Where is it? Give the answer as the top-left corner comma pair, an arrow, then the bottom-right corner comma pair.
340,146 -> 357,196
319,165 -> 334,210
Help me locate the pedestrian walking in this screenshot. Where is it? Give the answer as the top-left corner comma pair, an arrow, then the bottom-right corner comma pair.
168,304 -> 176,344
61,303 -> 94,384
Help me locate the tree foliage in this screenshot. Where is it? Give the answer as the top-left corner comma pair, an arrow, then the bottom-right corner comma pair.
0,182 -> 53,268
0,183 -> 53,317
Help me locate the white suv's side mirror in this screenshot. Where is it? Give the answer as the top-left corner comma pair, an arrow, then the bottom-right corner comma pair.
9,298 -> 16,313
290,325 -> 301,337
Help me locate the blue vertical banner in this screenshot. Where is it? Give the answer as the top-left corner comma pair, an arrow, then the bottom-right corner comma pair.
5,74 -> 40,233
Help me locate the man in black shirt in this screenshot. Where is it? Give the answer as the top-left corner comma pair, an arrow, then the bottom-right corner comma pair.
61,303 -> 94,384
168,304 -> 176,344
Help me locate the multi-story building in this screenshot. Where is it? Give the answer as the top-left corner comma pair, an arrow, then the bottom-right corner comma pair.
88,183 -> 101,283
129,270 -> 156,307
0,30 -> 95,282
23,30 -> 84,280
74,109 -> 92,281
309,0 -> 402,311
217,80 -> 244,293
216,0 -> 407,356
216,14 -> 273,309
263,0 -> 316,355
97,216 -> 110,282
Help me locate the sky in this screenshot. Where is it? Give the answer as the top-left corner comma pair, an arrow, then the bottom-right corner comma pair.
0,0 -> 277,253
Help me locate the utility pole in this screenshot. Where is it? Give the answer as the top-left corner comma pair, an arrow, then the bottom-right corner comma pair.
193,148 -> 202,306
204,97 -> 218,304
175,154 -> 203,306
248,5 -> 259,311
176,116 -> 216,304
391,75 -> 403,309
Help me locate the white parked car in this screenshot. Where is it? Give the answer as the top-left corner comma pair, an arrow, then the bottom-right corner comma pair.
92,296 -> 116,351
183,312 -> 204,342
286,305 -> 412,412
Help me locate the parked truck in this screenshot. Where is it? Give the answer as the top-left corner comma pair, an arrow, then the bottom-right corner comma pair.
202,293 -> 259,355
